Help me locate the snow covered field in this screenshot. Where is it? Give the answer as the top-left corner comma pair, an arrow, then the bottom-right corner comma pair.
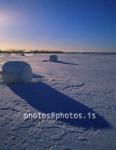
0,53 -> 116,150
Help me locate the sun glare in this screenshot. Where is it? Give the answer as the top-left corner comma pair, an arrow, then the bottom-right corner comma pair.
0,10 -> 14,26
0,13 -> 7,24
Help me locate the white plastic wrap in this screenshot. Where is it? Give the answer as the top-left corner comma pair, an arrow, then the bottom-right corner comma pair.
49,55 -> 58,62
2,61 -> 32,83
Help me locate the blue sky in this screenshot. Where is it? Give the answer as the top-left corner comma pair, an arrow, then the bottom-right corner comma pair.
0,0 -> 116,52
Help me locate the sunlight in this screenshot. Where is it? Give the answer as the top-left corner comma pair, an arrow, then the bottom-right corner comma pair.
0,13 -> 8,25
0,10 -> 15,26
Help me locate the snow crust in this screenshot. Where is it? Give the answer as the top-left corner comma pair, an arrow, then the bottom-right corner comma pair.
0,53 -> 116,150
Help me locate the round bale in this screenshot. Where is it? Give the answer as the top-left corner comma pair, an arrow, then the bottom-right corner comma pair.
2,61 -> 32,83
49,55 -> 58,62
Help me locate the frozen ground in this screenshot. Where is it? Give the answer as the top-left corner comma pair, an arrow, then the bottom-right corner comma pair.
0,53 -> 116,150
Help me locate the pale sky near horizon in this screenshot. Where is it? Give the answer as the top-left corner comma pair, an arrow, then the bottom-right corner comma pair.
0,0 -> 116,52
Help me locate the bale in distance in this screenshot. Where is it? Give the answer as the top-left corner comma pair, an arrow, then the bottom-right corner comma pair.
49,55 -> 58,62
1,61 -> 32,83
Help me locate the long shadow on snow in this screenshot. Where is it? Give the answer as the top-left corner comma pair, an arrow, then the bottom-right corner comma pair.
53,60 -> 78,65
43,60 -> 78,65
9,82 -> 111,129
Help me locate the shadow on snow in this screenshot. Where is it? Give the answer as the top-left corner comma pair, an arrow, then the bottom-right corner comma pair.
43,60 -> 78,66
8,81 -> 111,130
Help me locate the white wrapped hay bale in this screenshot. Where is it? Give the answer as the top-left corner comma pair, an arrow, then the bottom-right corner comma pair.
1,61 -> 32,83
49,55 -> 58,62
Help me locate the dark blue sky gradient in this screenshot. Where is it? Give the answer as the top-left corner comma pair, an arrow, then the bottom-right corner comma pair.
0,0 -> 116,52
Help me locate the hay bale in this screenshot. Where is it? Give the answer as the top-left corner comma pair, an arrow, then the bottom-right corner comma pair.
21,52 -> 25,56
49,55 -> 58,62
1,61 -> 32,83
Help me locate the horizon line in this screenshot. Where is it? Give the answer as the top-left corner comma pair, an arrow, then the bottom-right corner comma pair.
0,49 -> 116,54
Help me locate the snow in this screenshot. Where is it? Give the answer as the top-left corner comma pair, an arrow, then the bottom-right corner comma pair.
0,53 -> 116,150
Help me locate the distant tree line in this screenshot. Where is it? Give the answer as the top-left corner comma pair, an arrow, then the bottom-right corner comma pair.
0,49 -> 116,54
0,49 -> 64,54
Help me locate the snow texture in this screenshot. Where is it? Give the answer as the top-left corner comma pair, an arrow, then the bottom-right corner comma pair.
0,53 -> 116,150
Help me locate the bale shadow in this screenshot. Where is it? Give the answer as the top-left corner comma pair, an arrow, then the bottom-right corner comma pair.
53,60 -> 78,65
9,82 -> 111,129
43,60 -> 78,65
